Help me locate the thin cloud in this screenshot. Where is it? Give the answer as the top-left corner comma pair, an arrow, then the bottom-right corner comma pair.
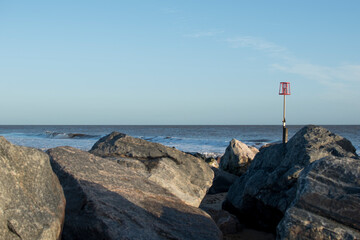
272,63 -> 360,83
184,30 -> 224,38
272,63 -> 331,81
161,7 -> 179,14
225,35 -> 360,90
335,65 -> 360,82
225,36 -> 287,54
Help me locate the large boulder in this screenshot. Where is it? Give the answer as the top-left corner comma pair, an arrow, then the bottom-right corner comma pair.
48,146 -> 222,240
0,137 -> 65,240
277,156 -> 360,239
224,125 -> 358,232
89,132 -> 214,207
220,139 -> 259,176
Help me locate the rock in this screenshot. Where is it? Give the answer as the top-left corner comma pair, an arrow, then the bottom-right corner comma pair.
200,193 -> 243,235
0,137 -> 65,240
187,152 -> 220,168
188,152 -> 207,160
224,125 -> 358,232
277,207 -> 360,240
208,167 -> 239,194
206,158 -> 220,168
200,193 -> 275,239
220,139 -> 259,176
277,156 -> 360,239
224,229 -> 275,240
48,146 -> 222,240
90,132 -> 214,207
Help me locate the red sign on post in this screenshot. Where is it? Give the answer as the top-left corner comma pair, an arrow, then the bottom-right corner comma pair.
279,82 -> 291,95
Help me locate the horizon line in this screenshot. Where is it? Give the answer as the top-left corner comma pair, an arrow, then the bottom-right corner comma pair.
0,124 -> 358,126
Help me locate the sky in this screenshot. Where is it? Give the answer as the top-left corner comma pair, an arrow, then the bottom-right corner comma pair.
0,0 -> 359,125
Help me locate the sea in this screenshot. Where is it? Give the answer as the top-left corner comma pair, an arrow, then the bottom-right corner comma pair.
0,125 -> 359,157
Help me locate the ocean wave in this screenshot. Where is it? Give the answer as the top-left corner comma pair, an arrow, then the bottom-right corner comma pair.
245,138 -> 272,143
186,151 -> 223,159
138,135 -> 230,155
44,131 -> 100,139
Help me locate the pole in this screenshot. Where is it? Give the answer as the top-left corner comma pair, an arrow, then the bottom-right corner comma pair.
282,95 -> 288,144
283,95 -> 286,127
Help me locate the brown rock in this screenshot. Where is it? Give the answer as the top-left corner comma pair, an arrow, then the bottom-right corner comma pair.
89,132 -> 214,207
220,139 -> 259,176
48,146 -> 222,240
0,137 -> 65,240
200,193 -> 242,235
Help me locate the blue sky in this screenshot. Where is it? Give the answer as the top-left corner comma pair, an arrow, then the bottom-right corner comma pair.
0,1 -> 359,124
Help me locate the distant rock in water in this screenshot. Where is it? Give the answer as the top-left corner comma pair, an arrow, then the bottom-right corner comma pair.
0,137 -> 65,240
48,146 -> 222,240
277,156 -> 360,239
220,138 -> 259,176
224,125 -> 359,233
89,132 -> 214,207
67,133 -> 94,138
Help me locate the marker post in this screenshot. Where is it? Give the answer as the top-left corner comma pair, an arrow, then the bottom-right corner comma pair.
279,82 -> 291,144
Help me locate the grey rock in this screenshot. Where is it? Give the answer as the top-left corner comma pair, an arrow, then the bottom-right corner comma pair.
224,125 -> 358,232
277,156 -> 360,239
277,207 -> 359,240
90,132 -> 214,207
0,137 -> 65,240
48,146 -> 222,240
220,139 -> 258,176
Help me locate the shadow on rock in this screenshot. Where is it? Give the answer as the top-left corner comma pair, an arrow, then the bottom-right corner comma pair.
49,146 -> 221,240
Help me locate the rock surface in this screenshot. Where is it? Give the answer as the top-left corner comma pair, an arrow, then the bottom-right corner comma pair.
208,167 -> 239,194
207,158 -> 220,168
48,146 -> 222,240
200,193 -> 242,235
90,132 -> 214,207
220,139 -> 259,176
224,125 -> 358,232
277,156 -> 360,239
0,137 -> 65,240
200,193 -> 275,239
188,152 -> 220,168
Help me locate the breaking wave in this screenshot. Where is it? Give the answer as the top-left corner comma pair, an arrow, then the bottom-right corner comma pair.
44,131 -> 100,139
